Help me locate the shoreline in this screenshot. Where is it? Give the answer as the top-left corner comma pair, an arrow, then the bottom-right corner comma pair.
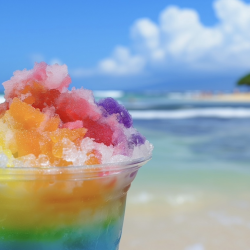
193,93 -> 250,103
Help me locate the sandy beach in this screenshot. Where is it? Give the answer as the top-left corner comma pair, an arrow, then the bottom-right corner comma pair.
195,93 -> 250,103
120,169 -> 250,250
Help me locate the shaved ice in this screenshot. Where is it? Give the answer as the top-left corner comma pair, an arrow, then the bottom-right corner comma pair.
0,62 -> 152,168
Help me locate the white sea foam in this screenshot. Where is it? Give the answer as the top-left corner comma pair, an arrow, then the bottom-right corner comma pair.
130,108 -> 250,119
130,192 -> 153,204
166,194 -> 196,206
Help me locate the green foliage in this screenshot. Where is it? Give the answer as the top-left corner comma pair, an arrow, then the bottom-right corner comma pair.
237,73 -> 250,86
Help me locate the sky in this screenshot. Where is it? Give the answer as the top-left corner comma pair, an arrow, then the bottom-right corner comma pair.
1,0 -> 250,91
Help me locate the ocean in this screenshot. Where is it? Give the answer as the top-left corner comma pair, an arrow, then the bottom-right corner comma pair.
1,91 -> 250,249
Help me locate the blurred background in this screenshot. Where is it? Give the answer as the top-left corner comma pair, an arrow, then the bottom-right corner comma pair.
1,0 -> 250,249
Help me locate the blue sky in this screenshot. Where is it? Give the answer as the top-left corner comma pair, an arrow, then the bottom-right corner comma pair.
1,0 -> 250,91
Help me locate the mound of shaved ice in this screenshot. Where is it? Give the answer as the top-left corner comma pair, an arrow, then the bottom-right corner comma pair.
0,62 -> 152,168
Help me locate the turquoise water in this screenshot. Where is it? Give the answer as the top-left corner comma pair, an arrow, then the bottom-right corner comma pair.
134,117 -> 250,169
126,102 -> 250,200
131,117 -> 250,190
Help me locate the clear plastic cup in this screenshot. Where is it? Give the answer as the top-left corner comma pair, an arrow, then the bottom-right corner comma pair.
0,155 -> 151,250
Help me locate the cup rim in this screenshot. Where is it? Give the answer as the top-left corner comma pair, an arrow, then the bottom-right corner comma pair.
0,154 -> 152,177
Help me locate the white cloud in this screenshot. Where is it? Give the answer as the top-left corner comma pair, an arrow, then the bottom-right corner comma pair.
214,0 -> 250,58
131,19 -> 160,51
73,0 -> 250,78
98,46 -> 145,75
131,18 -> 164,62
215,0 -> 250,31
159,6 -> 223,61
71,46 -> 145,77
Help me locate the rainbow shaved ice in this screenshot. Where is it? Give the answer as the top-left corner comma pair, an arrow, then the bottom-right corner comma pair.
0,62 -> 152,250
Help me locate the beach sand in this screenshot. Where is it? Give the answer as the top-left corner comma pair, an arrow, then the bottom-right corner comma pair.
196,93 -> 250,103
119,168 -> 250,250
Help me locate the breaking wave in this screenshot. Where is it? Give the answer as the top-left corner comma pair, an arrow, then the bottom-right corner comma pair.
130,108 -> 250,119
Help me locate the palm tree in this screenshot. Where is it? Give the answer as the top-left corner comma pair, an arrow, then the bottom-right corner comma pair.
237,73 -> 250,87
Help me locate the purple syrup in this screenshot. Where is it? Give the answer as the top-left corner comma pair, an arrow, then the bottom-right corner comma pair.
98,98 -> 133,128
128,132 -> 146,147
